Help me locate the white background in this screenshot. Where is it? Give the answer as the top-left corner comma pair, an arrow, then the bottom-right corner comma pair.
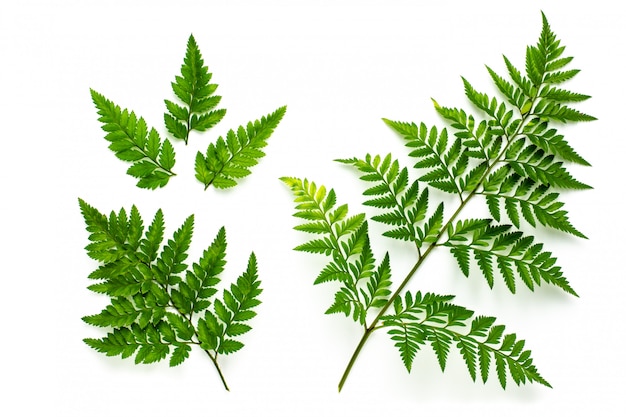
2,0 -> 624,415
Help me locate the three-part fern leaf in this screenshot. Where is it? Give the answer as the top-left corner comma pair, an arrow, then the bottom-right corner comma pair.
79,199 -> 261,390
90,34 -> 285,191
283,13 -> 592,391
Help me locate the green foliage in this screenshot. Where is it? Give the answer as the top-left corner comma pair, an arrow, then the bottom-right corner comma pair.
281,178 -> 392,325
197,106 -> 287,189
91,34 -> 285,191
90,89 -> 176,189
445,221 -> 576,295
79,199 -> 261,390
382,291 -> 550,388
283,13 -> 592,392
165,34 -> 227,144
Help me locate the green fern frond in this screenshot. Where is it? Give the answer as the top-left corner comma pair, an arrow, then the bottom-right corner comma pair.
480,170 -> 586,238
445,222 -> 577,295
283,13 -> 590,393
338,154 -> 429,246
382,120 -> 466,196
165,34 -> 227,144
523,121 -> 590,166
197,253 -> 261,355
382,292 -> 550,388
432,105 -> 501,162
504,141 -> 591,189
79,199 -> 261,390
196,106 -> 286,189
90,89 -> 176,189
282,177 -> 392,325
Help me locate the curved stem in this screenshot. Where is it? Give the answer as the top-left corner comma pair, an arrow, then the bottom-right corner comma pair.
204,349 -> 230,391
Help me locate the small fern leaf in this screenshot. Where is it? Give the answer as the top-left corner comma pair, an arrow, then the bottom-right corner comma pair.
387,323 -> 426,372
170,344 -> 192,367
418,202 -> 444,247
90,89 -> 176,189
481,176 -> 586,238
213,253 -> 262,354
523,121 -> 590,166
165,34 -> 226,144
364,252 -> 393,309
197,106 -> 286,189
283,177 -> 394,324
505,143 -> 591,190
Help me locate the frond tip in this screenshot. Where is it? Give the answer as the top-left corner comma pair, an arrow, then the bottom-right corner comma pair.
165,34 -> 227,144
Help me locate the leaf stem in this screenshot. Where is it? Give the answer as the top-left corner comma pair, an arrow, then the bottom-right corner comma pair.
203,348 -> 230,391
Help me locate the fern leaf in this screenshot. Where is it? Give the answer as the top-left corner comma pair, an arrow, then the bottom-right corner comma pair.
283,177 -> 394,324
212,253 -> 262,355
383,120 -> 464,196
84,323 -> 171,365
387,323 -> 426,372
165,34 -> 226,144
80,200 -> 261,389
417,202 -> 444,247
196,106 -> 286,189
284,13 -> 590,393
444,223 -> 577,295
90,89 -> 176,189
480,172 -> 586,238
82,295 -> 166,329
382,293 -> 551,388
339,154 -> 430,245
533,100 -> 596,122
523,121 -> 590,166
505,142 -> 591,189
182,227 -> 226,314
154,215 -> 193,285
363,252 -> 392,309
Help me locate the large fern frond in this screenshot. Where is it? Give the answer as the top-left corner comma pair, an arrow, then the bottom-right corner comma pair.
282,13 -> 592,393
79,199 -> 261,390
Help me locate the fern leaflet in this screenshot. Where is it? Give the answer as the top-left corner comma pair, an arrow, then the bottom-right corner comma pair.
382,291 -> 550,388
196,106 -> 286,189
281,177 -> 391,326
90,89 -> 176,189
165,34 -> 226,144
